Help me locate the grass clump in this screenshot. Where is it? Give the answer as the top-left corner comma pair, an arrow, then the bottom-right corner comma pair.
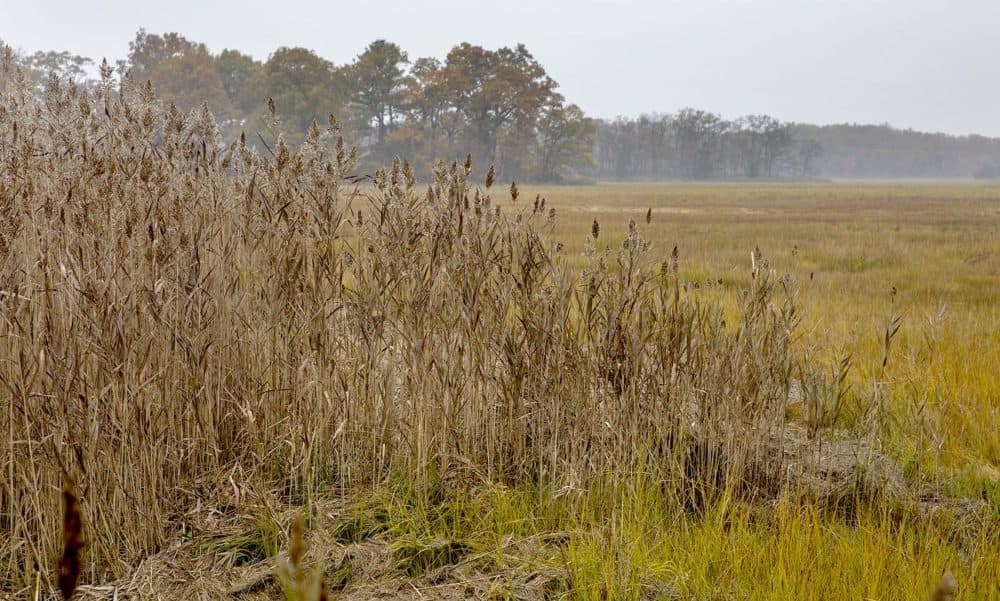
330,508 -> 391,544
391,538 -> 473,577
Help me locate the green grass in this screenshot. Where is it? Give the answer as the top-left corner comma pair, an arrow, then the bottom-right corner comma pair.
331,475 -> 999,600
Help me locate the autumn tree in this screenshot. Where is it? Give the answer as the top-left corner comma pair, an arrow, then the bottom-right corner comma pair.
119,29 -> 205,82
118,30 -> 233,122
385,57 -> 451,169
439,43 -> 555,174
149,52 -> 234,117
18,30 -> 605,180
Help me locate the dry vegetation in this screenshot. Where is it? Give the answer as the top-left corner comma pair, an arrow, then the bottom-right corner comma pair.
1,68 -> 998,599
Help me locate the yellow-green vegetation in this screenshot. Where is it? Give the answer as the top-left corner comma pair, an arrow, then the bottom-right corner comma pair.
524,182 -> 1000,481
1,73 -> 997,600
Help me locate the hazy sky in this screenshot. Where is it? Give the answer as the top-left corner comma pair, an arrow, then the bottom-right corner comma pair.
4,0 -> 999,136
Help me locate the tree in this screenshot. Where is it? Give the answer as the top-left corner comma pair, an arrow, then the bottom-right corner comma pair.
759,116 -> 793,177
536,101 -> 595,181
0,40 -> 17,89
118,30 -> 233,122
440,43 -> 555,172
24,51 -> 93,85
148,52 -> 233,118
389,57 -> 451,170
595,118 -> 639,180
252,47 -> 349,146
732,115 -> 763,177
350,40 -> 408,149
120,29 -> 206,82
673,108 -> 724,179
216,49 -> 262,113
797,138 -> 823,177
0,41 -> 94,94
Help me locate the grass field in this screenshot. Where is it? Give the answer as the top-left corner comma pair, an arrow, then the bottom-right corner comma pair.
527,182 -> 1000,479
1,78 -> 998,600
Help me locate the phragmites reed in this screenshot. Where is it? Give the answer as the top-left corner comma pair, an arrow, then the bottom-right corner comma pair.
485,164 -> 495,188
277,515 -> 329,601
591,218 -> 601,239
57,480 -> 83,600
289,516 -> 307,576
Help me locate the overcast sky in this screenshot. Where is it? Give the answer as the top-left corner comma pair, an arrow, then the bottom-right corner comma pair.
4,0 -> 999,136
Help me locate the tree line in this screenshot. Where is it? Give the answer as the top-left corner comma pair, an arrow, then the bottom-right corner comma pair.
4,31 -> 1000,181
790,123 -> 1000,179
2,31 -> 594,182
592,113 -> 1000,180
594,111 -> 821,180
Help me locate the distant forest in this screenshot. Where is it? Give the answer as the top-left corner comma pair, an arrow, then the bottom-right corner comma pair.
595,116 -> 1000,180
4,30 -> 1000,181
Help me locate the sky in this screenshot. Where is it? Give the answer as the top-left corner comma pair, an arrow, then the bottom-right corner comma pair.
3,0 -> 999,136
